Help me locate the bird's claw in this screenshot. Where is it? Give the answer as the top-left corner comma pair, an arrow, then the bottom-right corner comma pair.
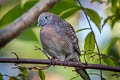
49,58 -> 56,67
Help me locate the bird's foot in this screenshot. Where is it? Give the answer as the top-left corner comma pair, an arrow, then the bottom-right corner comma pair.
64,59 -> 69,68
49,58 -> 56,67
84,62 -> 88,65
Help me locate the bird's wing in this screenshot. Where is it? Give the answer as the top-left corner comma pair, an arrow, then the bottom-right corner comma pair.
58,20 -> 81,56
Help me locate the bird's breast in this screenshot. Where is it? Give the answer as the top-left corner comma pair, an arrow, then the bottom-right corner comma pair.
40,25 -> 65,51
40,25 -> 60,40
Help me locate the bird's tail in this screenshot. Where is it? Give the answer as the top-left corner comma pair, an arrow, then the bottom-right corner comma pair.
75,67 -> 90,80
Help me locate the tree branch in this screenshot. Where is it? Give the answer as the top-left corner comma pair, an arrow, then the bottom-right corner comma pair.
0,58 -> 120,72
0,0 -> 60,48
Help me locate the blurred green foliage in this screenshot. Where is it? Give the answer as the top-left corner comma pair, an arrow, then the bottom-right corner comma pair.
0,73 -> 4,80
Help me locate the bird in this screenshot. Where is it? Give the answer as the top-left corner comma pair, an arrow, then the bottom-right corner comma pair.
37,12 -> 90,80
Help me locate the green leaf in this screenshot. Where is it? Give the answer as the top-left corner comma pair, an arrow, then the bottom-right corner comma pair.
111,11 -> 120,28
85,8 -> 101,32
21,0 -> 39,7
0,73 -> 3,80
102,16 -> 113,29
63,0 -> 77,4
107,38 -> 120,59
60,6 -> 81,19
111,0 -> 118,13
0,1 -> 38,26
21,0 -> 29,7
84,32 -> 95,51
49,0 -> 78,15
39,70 -> 45,80
0,0 -> 21,20
76,28 -> 90,33
50,0 -> 81,19
19,67 -> 28,77
111,16 -> 118,28
103,38 -> 120,66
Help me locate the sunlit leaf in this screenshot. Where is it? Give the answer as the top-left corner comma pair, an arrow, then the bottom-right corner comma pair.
39,70 -> 45,80
21,0 -> 39,7
85,8 -> 101,32
0,73 -> 3,80
49,0 -> 78,15
50,0 -> 81,19
0,0 -> 20,20
60,7 -> 81,19
21,0 -> 29,7
84,32 -> 95,51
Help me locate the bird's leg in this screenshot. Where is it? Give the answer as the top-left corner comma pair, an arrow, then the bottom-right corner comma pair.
76,56 -> 83,66
64,58 -> 69,64
49,57 -> 56,67
64,56 -> 69,68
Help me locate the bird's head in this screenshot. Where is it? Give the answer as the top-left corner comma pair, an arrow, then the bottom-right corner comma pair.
37,12 -> 59,27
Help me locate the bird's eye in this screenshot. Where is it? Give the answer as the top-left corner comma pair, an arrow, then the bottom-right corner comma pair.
45,16 -> 48,19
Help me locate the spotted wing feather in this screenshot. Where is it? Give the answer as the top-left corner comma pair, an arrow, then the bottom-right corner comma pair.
59,20 -> 81,56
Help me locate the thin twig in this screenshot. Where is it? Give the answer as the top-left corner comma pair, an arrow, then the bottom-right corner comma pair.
81,50 -> 120,64
34,46 -> 50,59
91,53 -> 120,64
77,0 -> 102,79
11,52 -> 19,60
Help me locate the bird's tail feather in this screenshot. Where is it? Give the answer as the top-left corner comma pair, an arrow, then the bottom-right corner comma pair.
75,67 -> 90,80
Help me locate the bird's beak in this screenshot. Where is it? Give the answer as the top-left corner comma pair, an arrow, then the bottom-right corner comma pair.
37,23 -> 40,27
